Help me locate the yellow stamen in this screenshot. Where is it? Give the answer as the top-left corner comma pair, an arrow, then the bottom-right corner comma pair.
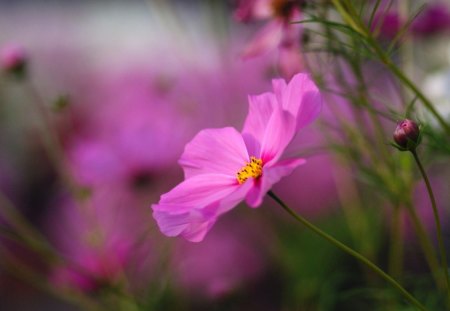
236,156 -> 263,184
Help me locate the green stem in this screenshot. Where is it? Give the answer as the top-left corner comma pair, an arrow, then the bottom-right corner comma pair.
0,245 -> 102,311
0,191 -> 59,264
406,203 -> 445,292
25,81 -> 80,197
388,205 -> 403,279
411,150 -> 450,299
268,191 -> 429,311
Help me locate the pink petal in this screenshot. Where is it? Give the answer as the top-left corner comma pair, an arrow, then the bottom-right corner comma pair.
272,78 -> 287,102
179,127 -> 249,179
259,108 -> 296,165
153,208 -> 217,242
234,0 -> 273,22
278,43 -> 303,80
152,179 -> 253,242
275,73 -> 323,131
277,13 -> 303,79
152,174 -> 240,215
234,0 -> 258,22
241,92 -> 277,156
245,158 -> 306,207
241,20 -> 284,59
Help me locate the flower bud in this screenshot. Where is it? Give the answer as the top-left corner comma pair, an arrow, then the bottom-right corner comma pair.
393,119 -> 421,151
0,43 -> 27,77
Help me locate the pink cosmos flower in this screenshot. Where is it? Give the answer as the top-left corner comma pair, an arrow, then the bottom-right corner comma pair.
234,0 -> 304,78
172,217 -> 268,299
151,73 -> 322,242
51,241 -> 130,292
411,2 -> 450,37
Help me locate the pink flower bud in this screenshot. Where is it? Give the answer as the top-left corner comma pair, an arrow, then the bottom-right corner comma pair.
393,119 -> 421,151
0,43 -> 27,74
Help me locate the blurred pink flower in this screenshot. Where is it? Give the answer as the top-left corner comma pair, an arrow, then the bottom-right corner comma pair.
51,241 -> 129,292
65,68 -> 197,194
370,3 -> 450,40
46,187 -> 155,292
273,143 -> 339,218
234,0 -> 304,78
68,103 -> 184,191
370,11 -> 403,40
172,218 -> 268,299
66,57 -> 273,190
52,85 -> 180,291
0,43 -> 26,72
152,73 -> 322,242
411,2 -> 450,37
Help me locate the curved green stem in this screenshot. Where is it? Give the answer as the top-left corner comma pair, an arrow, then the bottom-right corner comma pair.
411,151 -> 450,299
268,190 -> 428,311
0,245 -> 102,311
25,81 -> 81,197
406,203 -> 445,292
0,191 -> 59,264
388,205 -> 403,279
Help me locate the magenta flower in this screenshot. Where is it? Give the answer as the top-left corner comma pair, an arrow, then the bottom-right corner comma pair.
151,73 -> 322,242
411,2 -> 450,37
172,218 -> 268,299
50,242 -> 129,292
370,11 -> 403,40
234,0 -> 304,78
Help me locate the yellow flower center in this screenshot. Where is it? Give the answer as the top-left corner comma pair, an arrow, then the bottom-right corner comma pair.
236,156 -> 263,184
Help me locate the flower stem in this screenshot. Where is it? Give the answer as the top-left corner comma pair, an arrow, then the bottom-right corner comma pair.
25,81 -> 80,197
267,190 -> 428,311
0,244 -> 102,311
406,202 -> 445,292
0,191 -> 59,264
411,150 -> 450,299
388,205 -> 404,279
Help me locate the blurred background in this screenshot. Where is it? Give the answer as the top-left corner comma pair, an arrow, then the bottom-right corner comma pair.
0,0 -> 449,310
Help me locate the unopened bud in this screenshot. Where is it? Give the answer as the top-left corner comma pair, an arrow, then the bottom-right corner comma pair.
0,43 -> 27,78
393,119 -> 421,151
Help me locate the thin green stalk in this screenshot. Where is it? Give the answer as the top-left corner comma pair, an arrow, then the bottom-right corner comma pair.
21,81 -> 137,309
24,81 -> 112,270
25,81 -> 81,197
388,205 -> 403,279
0,245 -> 102,311
331,0 -> 365,35
406,203 -> 445,292
411,150 -> 450,299
332,162 -> 373,259
0,191 -> 59,263
368,0 -> 382,28
268,190 -> 429,311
